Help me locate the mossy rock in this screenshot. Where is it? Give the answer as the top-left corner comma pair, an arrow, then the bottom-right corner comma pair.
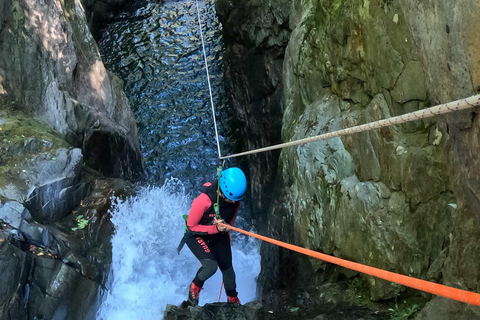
0,112 -> 70,196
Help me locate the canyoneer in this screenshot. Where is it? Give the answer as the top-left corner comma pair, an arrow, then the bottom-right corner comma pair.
177,167 -> 247,305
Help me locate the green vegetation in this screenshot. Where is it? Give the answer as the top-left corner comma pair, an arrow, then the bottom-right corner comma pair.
387,283 -> 424,320
333,0 -> 343,11
346,278 -> 425,319
0,116 -> 66,151
72,214 -> 90,231
388,303 -> 421,320
346,276 -> 371,305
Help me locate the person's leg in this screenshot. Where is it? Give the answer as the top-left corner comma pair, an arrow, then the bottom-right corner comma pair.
212,233 -> 239,301
193,259 -> 218,287
186,235 -> 218,304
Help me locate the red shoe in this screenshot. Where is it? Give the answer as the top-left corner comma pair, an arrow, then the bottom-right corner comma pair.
227,296 -> 241,305
188,282 -> 202,305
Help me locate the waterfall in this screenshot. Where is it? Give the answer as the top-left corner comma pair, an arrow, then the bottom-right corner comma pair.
97,179 -> 261,319
96,1 -> 259,317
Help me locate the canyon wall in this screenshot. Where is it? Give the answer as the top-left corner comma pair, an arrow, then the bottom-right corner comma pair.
217,0 -> 480,318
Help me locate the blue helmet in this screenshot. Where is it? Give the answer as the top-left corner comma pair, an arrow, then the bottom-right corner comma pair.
219,167 -> 247,201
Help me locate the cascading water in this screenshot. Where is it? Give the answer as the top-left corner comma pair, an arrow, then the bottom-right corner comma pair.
96,0 -> 260,318
96,181 -> 260,319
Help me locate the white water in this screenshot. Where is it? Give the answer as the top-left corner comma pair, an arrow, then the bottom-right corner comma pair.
97,179 -> 261,320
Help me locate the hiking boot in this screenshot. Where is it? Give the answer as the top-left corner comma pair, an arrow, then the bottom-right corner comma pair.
227,296 -> 241,305
188,282 -> 202,305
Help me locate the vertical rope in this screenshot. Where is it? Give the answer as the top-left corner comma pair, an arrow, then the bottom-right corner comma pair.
218,281 -> 224,302
195,0 -> 222,159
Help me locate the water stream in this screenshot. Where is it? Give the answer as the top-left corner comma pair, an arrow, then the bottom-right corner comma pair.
96,181 -> 260,319
96,1 -> 260,318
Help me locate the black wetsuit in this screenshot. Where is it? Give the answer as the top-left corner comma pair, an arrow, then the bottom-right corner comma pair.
185,181 -> 240,297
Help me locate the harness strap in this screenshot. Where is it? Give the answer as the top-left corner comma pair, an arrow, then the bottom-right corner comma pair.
213,164 -> 222,220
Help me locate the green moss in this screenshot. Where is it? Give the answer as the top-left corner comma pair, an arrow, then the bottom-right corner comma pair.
333,0 -> 343,11
346,276 -> 372,306
0,114 -> 69,190
0,167 -> 11,188
0,194 -> 8,204
0,116 -> 66,148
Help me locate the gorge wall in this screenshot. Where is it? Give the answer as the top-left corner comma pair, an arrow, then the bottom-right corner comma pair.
0,0 -> 143,180
217,0 -> 480,318
0,0 -> 143,318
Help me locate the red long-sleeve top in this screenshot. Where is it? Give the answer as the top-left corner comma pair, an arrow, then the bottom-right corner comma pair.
187,183 -> 240,234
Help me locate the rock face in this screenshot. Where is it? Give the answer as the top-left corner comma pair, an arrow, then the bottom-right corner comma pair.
81,0 -> 131,38
215,0 -> 291,228
163,302 -> 265,320
0,113 -> 132,319
0,0 -> 144,181
0,177 -> 129,320
163,287 -> 391,320
0,0 -> 143,317
217,0 -> 480,318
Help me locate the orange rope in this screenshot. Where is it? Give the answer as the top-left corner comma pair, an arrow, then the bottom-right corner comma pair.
220,223 -> 480,306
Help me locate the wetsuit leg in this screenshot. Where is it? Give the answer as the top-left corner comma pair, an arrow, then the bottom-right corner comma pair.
211,233 -> 237,297
186,235 -> 218,287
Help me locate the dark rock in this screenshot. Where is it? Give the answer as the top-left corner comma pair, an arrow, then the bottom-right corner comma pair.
19,220 -> 51,247
25,179 -> 90,223
0,235 -> 31,320
163,302 -> 264,320
215,0 -> 290,232
0,201 -> 29,229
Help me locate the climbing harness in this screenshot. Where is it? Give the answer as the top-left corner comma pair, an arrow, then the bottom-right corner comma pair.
176,162 -> 224,254
213,163 -> 223,221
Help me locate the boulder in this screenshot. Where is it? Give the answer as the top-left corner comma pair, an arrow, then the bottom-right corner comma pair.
0,201 -> 29,229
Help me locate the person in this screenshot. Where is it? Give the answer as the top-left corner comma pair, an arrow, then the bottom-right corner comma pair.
183,167 -> 247,305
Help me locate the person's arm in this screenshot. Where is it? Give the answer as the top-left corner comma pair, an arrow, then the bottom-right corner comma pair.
187,193 -> 218,234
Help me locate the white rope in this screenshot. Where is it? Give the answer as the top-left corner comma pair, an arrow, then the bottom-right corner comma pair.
219,95 -> 480,159
194,0 -> 222,159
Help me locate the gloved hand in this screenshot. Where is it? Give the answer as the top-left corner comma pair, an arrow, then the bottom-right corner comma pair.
216,223 -> 230,232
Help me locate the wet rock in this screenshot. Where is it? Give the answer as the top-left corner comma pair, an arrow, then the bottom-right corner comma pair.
25,179 -> 90,223
24,148 -> 87,223
0,233 -> 31,320
0,176 -> 131,320
19,220 -> 51,247
0,201 -> 29,229
0,110 -> 133,319
163,302 -> 264,320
